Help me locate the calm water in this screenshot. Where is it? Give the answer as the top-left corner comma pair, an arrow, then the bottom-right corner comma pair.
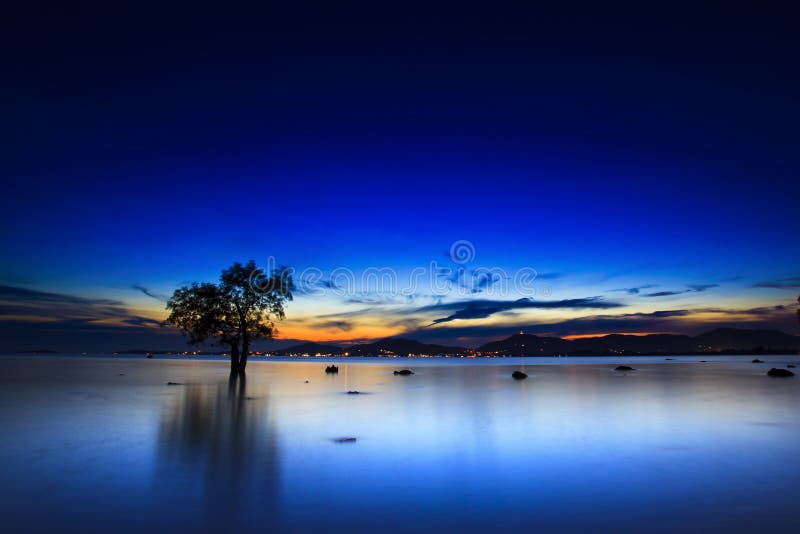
1,355 -> 799,533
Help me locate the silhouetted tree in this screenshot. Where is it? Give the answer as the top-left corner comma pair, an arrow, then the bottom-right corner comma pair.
165,260 -> 294,373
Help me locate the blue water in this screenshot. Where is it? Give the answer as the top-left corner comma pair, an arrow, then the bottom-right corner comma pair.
1,355 -> 799,533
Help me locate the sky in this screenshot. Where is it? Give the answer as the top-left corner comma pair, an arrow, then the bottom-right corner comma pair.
1,2 -> 799,351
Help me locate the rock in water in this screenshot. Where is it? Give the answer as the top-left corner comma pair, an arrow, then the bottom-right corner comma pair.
332,437 -> 357,443
346,390 -> 361,395
166,381 -> 182,386
752,359 -> 764,363
325,365 -> 339,374
393,369 -> 414,375
614,365 -> 635,372
511,371 -> 528,379
767,368 -> 795,377
787,364 -> 796,369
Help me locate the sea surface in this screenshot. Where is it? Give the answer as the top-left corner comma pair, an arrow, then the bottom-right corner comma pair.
1,354 -> 799,533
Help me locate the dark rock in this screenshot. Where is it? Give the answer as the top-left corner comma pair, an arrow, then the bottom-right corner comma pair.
146,353 -> 153,359
665,358 -> 674,361
511,370 -> 528,379
332,437 -> 357,443
325,365 -> 339,374
767,368 -> 795,377
393,369 -> 414,375
700,360 -> 707,363
787,364 -> 796,369
346,390 -> 361,395
614,365 -> 635,371
166,381 -> 182,386
304,380 -> 309,383
752,359 -> 764,363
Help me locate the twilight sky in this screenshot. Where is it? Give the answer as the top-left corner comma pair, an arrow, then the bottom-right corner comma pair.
2,3 -> 799,351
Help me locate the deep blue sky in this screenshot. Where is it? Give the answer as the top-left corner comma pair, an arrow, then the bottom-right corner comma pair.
2,2 -> 799,351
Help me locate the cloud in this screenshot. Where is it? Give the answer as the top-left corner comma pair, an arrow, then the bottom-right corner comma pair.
345,294 -> 403,305
132,284 -> 168,302
641,290 -> 685,297
419,297 -> 623,325
122,316 -> 164,327
687,284 -> 718,292
399,309 -> 693,343
512,309 -> 694,333
642,284 -> 719,297
0,285 -> 168,351
753,276 -> 800,289
470,272 -> 501,293
314,320 -> 353,331
0,285 -> 161,327
313,307 -> 380,320
693,305 -> 791,316
399,304 -> 797,345
609,284 -> 658,295
0,285 -> 122,306
293,277 -> 343,296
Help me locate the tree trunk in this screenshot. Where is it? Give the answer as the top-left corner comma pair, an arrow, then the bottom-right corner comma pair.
240,340 -> 249,372
230,344 -> 241,374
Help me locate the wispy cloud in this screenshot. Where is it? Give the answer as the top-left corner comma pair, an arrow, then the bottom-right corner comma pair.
418,296 -> 623,325
642,284 -> 718,297
686,284 -> 718,292
400,304 -> 796,344
470,272 -> 501,293
609,284 -> 658,295
346,294 -> 404,305
314,320 -> 353,331
0,284 -> 171,352
132,284 -> 168,302
0,285 -> 121,306
753,276 -> 800,289
642,290 -> 686,297
0,285 -> 161,328
293,277 -> 343,296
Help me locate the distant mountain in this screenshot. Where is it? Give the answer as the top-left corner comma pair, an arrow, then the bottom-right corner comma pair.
274,342 -> 344,356
349,337 -> 469,356
694,328 -> 800,353
571,334 -> 695,355
479,333 -> 571,355
219,327 -> 800,358
477,328 -> 800,356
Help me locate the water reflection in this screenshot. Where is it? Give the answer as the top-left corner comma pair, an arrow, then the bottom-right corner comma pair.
1,356 -> 799,533
157,373 -> 279,529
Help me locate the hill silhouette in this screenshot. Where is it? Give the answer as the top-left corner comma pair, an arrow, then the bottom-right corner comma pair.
107,327 -> 800,357
477,328 -> 799,356
348,337 -> 469,356
274,342 -> 344,356
693,328 -> 799,352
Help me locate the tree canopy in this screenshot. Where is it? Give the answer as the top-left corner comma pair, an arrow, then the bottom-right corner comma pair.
165,260 -> 294,373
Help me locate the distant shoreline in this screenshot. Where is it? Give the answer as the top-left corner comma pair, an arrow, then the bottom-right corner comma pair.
3,352 -> 798,361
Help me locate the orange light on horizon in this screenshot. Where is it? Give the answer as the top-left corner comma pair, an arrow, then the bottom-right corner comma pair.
562,332 -> 672,340
276,322 -> 400,343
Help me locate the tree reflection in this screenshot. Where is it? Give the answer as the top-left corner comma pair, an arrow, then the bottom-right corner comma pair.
158,373 -> 279,527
